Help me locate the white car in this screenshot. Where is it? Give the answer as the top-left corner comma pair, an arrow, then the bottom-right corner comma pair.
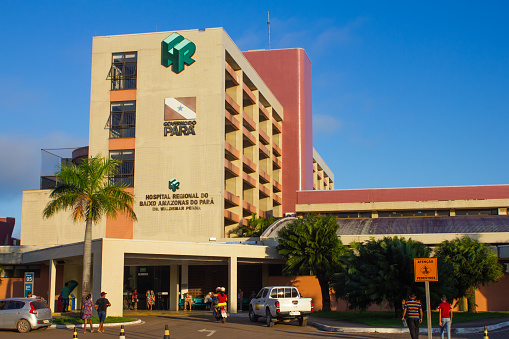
249,286 -> 313,327
0,298 -> 53,332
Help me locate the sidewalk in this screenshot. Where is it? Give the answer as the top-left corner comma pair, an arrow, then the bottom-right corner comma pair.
308,315 -> 509,334
52,310 -> 509,334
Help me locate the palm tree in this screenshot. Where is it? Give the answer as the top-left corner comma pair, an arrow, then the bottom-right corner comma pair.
237,213 -> 276,237
277,214 -> 346,311
436,236 -> 504,312
43,154 -> 137,303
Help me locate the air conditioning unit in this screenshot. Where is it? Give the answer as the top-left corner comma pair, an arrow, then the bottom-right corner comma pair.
284,213 -> 297,217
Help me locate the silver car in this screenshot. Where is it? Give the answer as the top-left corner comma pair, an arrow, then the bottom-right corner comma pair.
0,298 -> 53,332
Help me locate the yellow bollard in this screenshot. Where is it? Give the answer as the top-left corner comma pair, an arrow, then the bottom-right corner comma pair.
73,326 -> 78,338
163,324 -> 170,339
119,324 -> 126,339
484,325 -> 489,339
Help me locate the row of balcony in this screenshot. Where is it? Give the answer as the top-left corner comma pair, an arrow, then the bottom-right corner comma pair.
225,92 -> 282,136
224,190 -> 281,225
225,108 -> 281,154
224,62 -> 283,227
224,140 -> 281,171
224,158 -> 281,194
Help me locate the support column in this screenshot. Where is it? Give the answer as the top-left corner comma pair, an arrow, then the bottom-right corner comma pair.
169,264 -> 179,311
181,264 -> 189,298
48,259 -> 57,312
262,264 -> 269,287
228,256 -> 238,313
92,239 -> 124,316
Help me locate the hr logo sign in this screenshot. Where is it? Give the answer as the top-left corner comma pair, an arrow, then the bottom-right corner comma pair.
169,178 -> 180,192
161,33 -> 196,73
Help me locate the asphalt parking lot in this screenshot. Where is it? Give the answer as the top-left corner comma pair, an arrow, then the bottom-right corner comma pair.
1,311 -> 509,338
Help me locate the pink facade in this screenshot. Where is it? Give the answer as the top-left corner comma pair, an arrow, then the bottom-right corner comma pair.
297,185 -> 509,205
0,217 -> 15,245
244,49 -> 314,214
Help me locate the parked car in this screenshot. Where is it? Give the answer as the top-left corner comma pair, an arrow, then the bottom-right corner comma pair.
249,286 -> 313,327
0,298 -> 53,332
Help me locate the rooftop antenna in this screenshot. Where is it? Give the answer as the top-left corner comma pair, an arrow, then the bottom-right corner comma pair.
267,11 -> 271,50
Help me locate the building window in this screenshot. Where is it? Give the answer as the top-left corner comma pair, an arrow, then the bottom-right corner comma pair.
110,101 -> 136,138
455,209 -> 498,216
379,210 -> 438,218
110,150 -> 134,187
0,265 -> 41,278
109,52 -> 137,90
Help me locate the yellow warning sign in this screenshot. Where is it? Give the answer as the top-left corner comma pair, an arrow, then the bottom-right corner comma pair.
414,258 -> 438,282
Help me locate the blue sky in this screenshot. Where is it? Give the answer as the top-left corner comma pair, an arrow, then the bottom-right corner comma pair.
1,1 -> 508,237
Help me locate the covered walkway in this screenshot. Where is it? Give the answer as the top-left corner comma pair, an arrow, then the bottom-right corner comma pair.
21,238 -> 281,316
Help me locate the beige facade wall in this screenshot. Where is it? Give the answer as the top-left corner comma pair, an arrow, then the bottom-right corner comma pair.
21,190 -> 89,245
21,28 -> 284,245
90,29 -> 227,242
312,148 -> 334,191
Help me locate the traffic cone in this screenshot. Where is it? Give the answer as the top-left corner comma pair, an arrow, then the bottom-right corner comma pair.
484,325 -> 489,339
163,324 -> 170,339
73,326 -> 78,338
119,324 -> 126,339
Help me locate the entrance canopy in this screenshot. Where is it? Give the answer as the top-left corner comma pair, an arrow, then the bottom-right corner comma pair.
21,238 -> 282,316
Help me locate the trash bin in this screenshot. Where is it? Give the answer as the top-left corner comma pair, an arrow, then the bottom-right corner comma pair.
70,294 -> 76,311
57,296 -> 63,312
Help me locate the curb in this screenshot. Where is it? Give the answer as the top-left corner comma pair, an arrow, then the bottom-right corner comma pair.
51,319 -> 143,329
310,320 -> 509,334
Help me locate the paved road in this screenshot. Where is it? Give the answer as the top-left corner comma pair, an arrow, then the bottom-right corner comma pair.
1,312 -> 508,338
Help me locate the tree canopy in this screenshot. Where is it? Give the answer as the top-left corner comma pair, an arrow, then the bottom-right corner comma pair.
277,214 -> 347,311
43,155 -> 136,302
436,236 -> 504,312
332,236 -> 455,315
237,213 -> 276,237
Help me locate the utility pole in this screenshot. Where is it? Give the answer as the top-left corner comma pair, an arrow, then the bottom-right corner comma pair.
267,11 -> 271,50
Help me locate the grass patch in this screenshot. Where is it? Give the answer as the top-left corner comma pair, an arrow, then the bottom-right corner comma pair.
311,311 -> 509,327
52,316 -> 136,325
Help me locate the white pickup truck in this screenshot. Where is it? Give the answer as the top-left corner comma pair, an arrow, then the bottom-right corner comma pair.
248,286 -> 313,327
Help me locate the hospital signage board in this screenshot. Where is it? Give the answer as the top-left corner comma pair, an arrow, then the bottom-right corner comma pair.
24,272 -> 34,297
414,258 -> 438,282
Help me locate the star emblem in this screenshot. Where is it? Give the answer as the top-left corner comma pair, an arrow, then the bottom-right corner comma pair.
177,105 -> 183,111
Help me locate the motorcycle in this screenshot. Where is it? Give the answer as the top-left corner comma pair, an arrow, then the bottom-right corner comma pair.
214,304 -> 228,323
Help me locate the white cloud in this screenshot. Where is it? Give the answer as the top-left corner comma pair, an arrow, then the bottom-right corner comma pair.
0,132 -> 88,196
313,114 -> 342,135
0,132 -> 86,238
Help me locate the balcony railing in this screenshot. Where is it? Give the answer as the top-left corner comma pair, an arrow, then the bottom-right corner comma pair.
225,191 -> 240,206
225,209 -> 240,223
225,159 -> 240,176
225,93 -> 240,115
225,110 -> 240,130
243,83 -> 256,105
259,102 -> 270,121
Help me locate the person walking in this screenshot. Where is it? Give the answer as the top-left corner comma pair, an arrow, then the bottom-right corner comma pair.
146,290 -> 151,310
132,289 -> 139,310
237,288 -> 243,311
81,294 -> 94,333
438,295 -> 453,339
402,293 -> 423,339
94,292 -> 111,333
150,290 -> 155,310
60,280 -> 78,312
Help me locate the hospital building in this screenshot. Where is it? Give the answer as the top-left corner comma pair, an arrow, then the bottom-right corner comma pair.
1,27 -> 509,315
